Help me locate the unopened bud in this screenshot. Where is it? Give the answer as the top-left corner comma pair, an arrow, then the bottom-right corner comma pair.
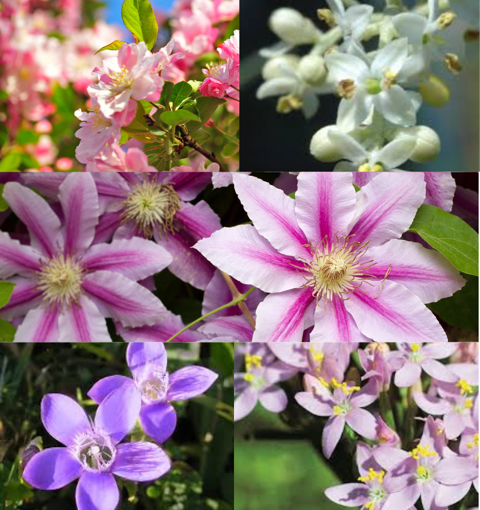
269,8 -> 320,46
297,55 -> 327,85
310,125 -> 344,162
394,126 -> 441,162
261,54 -> 300,81
419,74 -> 450,107
34,120 -> 52,134
188,80 -> 201,93
55,157 -> 73,171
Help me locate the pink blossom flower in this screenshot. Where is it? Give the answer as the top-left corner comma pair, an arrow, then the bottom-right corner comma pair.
194,173 -> 465,342
149,39 -> 187,83
85,145 -> 157,173
25,134 -> 57,166
199,77 -> 227,98
34,120 -> 52,134
218,29 -> 239,64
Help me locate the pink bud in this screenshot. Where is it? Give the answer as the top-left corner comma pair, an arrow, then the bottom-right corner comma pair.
34,120 -> 52,134
39,166 -> 54,172
199,78 -> 226,98
55,157 -> 73,171
205,118 -> 216,127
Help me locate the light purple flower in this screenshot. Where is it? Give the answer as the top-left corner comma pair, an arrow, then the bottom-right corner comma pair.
88,343 -> 218,444
23,391 -> 171,510
195,173 -> 465,341
0,174 -> 171,342
358,344 -> 405,391
295,374 -> 379,458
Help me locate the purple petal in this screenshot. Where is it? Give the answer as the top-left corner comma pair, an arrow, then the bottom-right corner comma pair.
394,361 -> 422,387
139,403 -> 177,443
295,173 -> 356,245
14,306 -> 60,342
322,415 -> 345,459
0,276 -> 42,321
413,392 -> 449,415
126,343 -> 167,377
421,358 -> 457,383
373,446 -> 411,470
92,211 -> 123,244
434,481 -> 471,506
325,483 -> 370,507
259,386 -> 287,413
88,376 -> 134,404
94,383 -> 142,443
233,174 -> 310,259
167,366 -> 218,401
194,225 -> 305,293
3,182 -> 62,257
234,387 -> 258,421
346,408 -> 377,440
82,271 -> 167,328
383,457 -> 417,493
382,484 -> 421,510
349,173 -> 426,247
162,172 -> 211,201
21,173 -> 67,196
295,391 -> 333,416
423,172 -> 456,212
175,201 -> 222,241
350,379 -> 378,408
0,231 -> 41,278
435,457 -> 477,485
83,238 -> 172,281
41,394 -> 92,446
444,411 -> 466,439
421,344 -> 458,359
58,295 -> 111,343
76,472 -> 119,510
59,173 -> 99,256
112,442 -> 171,481
253,288 -> 315,342
199,315 -> 254,341
23,447 -> 82,490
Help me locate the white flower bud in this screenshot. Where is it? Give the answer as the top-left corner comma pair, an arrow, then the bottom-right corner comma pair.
310,126 -> 344,162
261,55 -> 300,81
297,55 -> 327,85
394,126 -> 441,163
269,8 -> 319,46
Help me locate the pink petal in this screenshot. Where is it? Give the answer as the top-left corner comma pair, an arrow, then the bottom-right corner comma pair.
234,387 -> 258,421
434,456 -> 477,485
259,386 -> 288,412
345,280 -> 448,342
0,231 -> 42,278
368,239 -> 465,304
349,173 -> 425,247
163,173 -> 211,201
93,211 -> 123,244
199,316 -> 254,341
413,392 -> 449,415
0,276 -> 43,321
194,225 -> 305,293
295,173 -> 356,245
444,411 -> 466,439
382,484 -> 421,510
233,174 -> 310,259
423,172 -> 456,212
325,483 -> 370,507
175,201 -> 222,242
373,446 -> 411,470
322,415 -> 345,459
21,174 -> 67,197
14,305 -> 60,342
295,391 -> 334,416
421,358 -> 457,383
252,288 -> 315,342
346,408 -> 377,440
394,361 -> 422,387
434,481 -> 471,507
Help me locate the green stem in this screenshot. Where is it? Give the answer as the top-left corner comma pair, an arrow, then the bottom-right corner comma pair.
379,390 -> 397,431
208,123 -> 238,144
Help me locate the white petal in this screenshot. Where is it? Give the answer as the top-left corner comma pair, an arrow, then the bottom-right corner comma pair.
256,77 -> 297,99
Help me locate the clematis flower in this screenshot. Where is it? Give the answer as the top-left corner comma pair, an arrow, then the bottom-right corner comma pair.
194,173 -> 465,342
296,374 -> 378,458
23,391 -> 171,510
88,343 -> 218,443
0,174 -> 171,342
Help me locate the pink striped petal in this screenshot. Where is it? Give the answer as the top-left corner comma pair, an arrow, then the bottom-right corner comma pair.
345,280 -> 448,342
233,174 -> 310,259
349,173 -> 426,246
21,174 -> 67,197
83,238 -> 172,281
295,173 -> 357,246
93,211 -> 123,244
14,305 -> 60,342
82,271 -> 167,328
194,225 -> 305,293
0,276 -> 42,320
175,201 -> 222,241
423,172 -> 456,212
199,316 -> 254,341
368,239 -> 465,304
0,232 -> 42,278
252,288 -> 315,342
162,172 -> 211,201
309,296 -> 370,342
3,182 -> 62,257
58,295 -> 111,343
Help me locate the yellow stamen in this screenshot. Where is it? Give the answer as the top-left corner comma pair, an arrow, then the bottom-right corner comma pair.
245,354 -> 263,372
410,444 -> 438,460
358,468 -> 385,484
456,379 -> 474,396
244,373 -> 254,382
411,343 -> 420,352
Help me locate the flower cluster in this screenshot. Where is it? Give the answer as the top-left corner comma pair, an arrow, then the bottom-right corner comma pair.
23,343 -> 217,510
256,0 -> 478,170
234,342 -> 479,510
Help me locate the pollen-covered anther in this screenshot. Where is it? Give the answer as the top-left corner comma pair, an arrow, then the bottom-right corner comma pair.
317,8 -> 335,27
109,65 -> 134,90
436,11 -> 457,29
444,53 -> 462,74
87,104 -> 112,131
358,163 -> 383,172
277,94 -> 304,114
382,69 -> 397,89
122,180 -> 182,238
337,79 -> 356,99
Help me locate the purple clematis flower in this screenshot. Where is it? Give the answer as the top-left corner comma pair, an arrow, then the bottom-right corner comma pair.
22,172 -> 220,290
23,390 -> 171,510
0,174 -> 171,342
88,343 -> 218,444
194,173 -> 465,342
296,374 -> 379,458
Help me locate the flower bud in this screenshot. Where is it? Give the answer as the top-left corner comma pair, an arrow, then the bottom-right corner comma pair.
34,120 -> 52,134
55,157 -> 73,171
269,8 -> 319,46
188,80 -> 202,93
297,55 -> 327,85
310,125 -> 344,162
419,74 -> 450,107
261,54 -> 300,81
394,126 -> 441,162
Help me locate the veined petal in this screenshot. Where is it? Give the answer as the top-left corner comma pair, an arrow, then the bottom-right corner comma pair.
253,288 -> 315,342
112,442 -> 171,481
93,211 -> 123,244
139,403 -> 177,444
256,77 -> 297,99
162,173 -> 211,202
199,316 -> 254,342
167,366 -> 218,401
127,343 -> 167,376
194,225 -> 305,293
175,201 -> 222,242
14,305 -> 60,343
423,173 -> 456,212
0,231 -> 41,278
374,86 -> 416,127
345,280 -> 448,342
88,375 -> 134,404
233,174 -> 310,259
76,472 -> 119,510
0,276 -> 43,321
21,174 -> 67,197
325,483 -> 370,507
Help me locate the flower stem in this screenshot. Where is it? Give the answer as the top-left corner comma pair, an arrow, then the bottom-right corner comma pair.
220,271 -> 256,328
224,94 -> 239,102
379,390 -> 396,431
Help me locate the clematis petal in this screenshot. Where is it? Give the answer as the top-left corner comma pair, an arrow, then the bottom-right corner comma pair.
23,448 -> 82,490
88,375 -> 134,404
112,442 -> 171,481
127,343 -> 167,376
259,386 -> 288,413
295,391 -> 334,416
234,387 -> 258,421
58,173 -> 99,256
21,174 -> 67,197
296,173 -> 357,246
199,316 -> 254,342
349,173 -> 425,246
82,271 -> 168,328
346,408 -> 377,439
194,225 -> 305,293
41,394 -> 92,446
167,366 -> 218,401
0,276 -> 42,321
325,483 -> 370,507
423,173 -> 456,212
162,173 -> 211,202
0,231 -> 41,278
175,201 -> 222,242
76,472 -> 119,510
14,306 -> 60,343
253,288 -> 315,342
394,361 -> 422,387
345,280 -> 448,342
93,211 -> 124,244
139,403 -> 177,444
322,415 -> 345,459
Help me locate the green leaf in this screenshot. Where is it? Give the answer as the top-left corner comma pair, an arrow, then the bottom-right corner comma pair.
121,0 -> 158,50
352,183 -> 360,192
225,14 -> 239,40
160,81 -> 175,107
95,40 -> 126,54
20,153 -> 40,169
16,129 -> 39,145
160,110 -> 201,126
0,185 -> 8,212
52,84 -> 75,114
196,96 -> 226,123
171,81 -> 193,109
0,153 -> 21,172
227,117 -> 239,136
222,142 -> 239,157
408,204 -> 479,276
164,137 -> 173,155
194,129 -> 210,145
288,192 -> 295,199
0,281 -> 15,309
119,130 -> 132,145
122,102 -> 157,143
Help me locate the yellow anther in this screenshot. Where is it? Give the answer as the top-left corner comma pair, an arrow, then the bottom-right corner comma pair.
416,465 -> 428,477
456,379 -> 474,396
358,163 -> 383,172
277,94 -> 303,114
319,377 -> 330,388
365,503 -> 375,510
245,354 -> 263,372
317,8 -> 335,27
333,405 -> 344,416
444,53 -> 462,74
331,378 -> 360,395
337,79 -> 356,99
467,434 -> 478,450
411,343 -> 420,352
309,347 -> 324,366
358,468 -> 385,484
437,11 -> 456,29
410,444 -> 438,460
465,398 -> 473,409
244,373 -> 254,382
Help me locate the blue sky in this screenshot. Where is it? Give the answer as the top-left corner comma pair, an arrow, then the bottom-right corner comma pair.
104,0 -> 174,25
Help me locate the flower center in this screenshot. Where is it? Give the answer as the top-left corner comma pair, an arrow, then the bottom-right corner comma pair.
35,253 -> 85,311
358,468 -> 387,509
87,104 -> 112,132
456,379 -> 474,396
138,370 -> 169,404
416,464 -> 433,482
109,65 -> 134,90
206,60 -> 227,79
337,79 -> 356,99
410,444 -> 438,461
73,432 -> 116,472
277,94 -> 304,114
244,354 -> 265,389
122,179 -> 182,238
358,163 -> 383,172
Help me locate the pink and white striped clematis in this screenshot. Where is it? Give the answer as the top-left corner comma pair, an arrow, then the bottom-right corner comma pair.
0,174 -> 172,342
195,173 -> 465,342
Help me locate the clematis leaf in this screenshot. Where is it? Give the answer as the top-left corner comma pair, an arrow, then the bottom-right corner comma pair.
0,185 -> 8,211
94,40 -> 126,55
0,319 -> 16,342
121,0 -> 158,50
408,204 -> 479,276
0,282 -> 15,309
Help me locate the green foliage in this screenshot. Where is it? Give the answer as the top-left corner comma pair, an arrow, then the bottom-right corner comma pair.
227,117 -> 239,136
121,0 -> 159,50
222,143 -> 238,157
0,184 -> 8,212
408,204 -> 479,276
95,40 -> 126,54
161,110 -> 201,126
0,153 -> 21,172
0,319 -> 16,342
171,81 -> 193,108
16,130 -> 39,145
0,282 -> 15,308
52,84 -> 75,115
224,14 -> 239,40
122,102 -> 157,143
